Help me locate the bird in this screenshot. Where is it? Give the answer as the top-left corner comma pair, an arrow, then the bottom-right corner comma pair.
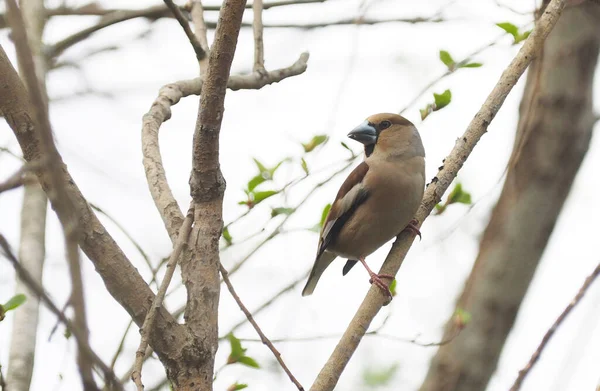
302,113 -> 425,299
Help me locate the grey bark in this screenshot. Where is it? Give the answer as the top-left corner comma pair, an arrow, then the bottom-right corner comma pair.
6,0 -> 48,390
420,3 -> 600,391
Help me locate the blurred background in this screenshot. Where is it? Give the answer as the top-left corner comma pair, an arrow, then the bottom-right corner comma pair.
1,0 -> 599,390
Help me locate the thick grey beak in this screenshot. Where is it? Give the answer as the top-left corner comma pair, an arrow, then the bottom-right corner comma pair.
347,121 -> 377,145
348,121 -> 377,145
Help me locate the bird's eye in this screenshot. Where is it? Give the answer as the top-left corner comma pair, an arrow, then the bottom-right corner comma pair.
380,120 -> 392,130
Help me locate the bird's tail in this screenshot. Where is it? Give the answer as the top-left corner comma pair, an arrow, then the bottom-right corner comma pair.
302,251 -> 337,296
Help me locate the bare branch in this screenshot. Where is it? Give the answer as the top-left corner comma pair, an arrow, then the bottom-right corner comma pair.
0,234 -> 123,390
252,0 -> 265,72
142,52 -> 308,242
509,261 -> 600,391
310,0 -> 568,389
219,262 -> 305,391
163,0 -> 207,61
190,0 -> 210,74
131,206 -> 194,391
259,15 -> 446,29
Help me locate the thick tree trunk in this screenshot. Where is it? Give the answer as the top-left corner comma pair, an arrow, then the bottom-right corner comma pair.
6,1 -> 48,390
420,3 -> 599,391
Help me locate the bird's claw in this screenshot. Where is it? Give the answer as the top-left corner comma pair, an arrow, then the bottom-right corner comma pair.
403,218 -> 422,240
368,273 -> 394,301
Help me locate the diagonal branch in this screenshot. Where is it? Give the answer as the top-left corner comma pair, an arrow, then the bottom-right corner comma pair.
0,42 -> 191,386
131,205 -> 194,391
5,1 -> 96,387
509,260 -> 600,391
190,0 -> 210,74
163,0 -> 207,61
0,234 -> 123,390
309,0 -> 568,389
219,262 -> 304,390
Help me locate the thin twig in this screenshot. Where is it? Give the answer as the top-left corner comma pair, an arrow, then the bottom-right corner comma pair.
509,261 -> 600,391
131,205 -> 194,391
252,0 -> 265,72
222,270 -> 310,337
163,0 -> 206,61
0,234 -> 123,390
219,262 -> 305,391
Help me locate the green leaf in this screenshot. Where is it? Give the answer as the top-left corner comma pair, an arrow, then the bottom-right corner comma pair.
238,356 -> 260,369
460,62 -> 483,68
247,175 -> 265,192
64,328 -> 72,339
433,89 -> 452,110
389,279 -> 397,297
439,50 -> 455,70
252,158 -> 268,175
319,204 -> 331,227
340,141 -> 354,155
302,135 -> 328,153
363,363 -> 399,387
496,22 -> 519,39
515,30 -> 531,44
222,227 -> 233,246
252,190 -> 278,204
271,207 -> 295,217
301,158 -> 309,175
446,183 -> 472,206
3,294 -> 26,311
228,383 -> 249,391
227,333 -> 246,364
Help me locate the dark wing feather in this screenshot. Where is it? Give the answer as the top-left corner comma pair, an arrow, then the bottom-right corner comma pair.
316,162 -> 370,260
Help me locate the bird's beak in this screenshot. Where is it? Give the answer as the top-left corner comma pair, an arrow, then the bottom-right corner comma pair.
348,121 -> 377,145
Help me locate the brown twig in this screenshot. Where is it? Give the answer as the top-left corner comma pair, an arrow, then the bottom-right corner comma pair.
252,0 -> 265,72
131,205 -> 194,391
223,270 -> 310,336
309,0 -> 568,389
509,261 -> 600,391
219,262 -> 305,391
0,234 -> 123,390
163,0 -> 206,61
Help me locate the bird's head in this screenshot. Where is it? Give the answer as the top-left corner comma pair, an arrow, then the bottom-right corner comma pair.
347,113 -> 424,159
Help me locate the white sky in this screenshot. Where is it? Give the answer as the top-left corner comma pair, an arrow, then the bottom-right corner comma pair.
1,0 -> 599,390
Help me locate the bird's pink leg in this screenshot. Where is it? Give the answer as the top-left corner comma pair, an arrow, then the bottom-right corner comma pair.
358,257 -> 394,298
402,218 -> 422,240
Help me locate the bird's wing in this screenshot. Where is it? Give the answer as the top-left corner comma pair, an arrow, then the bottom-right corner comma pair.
317,161 -> 370,259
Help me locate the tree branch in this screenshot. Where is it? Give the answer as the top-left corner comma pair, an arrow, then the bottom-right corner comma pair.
309,0 -> 568,389
141,52 -> 308,242
0,235 -> 123,390
252,0 -> 265,72
131,206 -> 194,391
0,42 -> 191,386
509,261 -> 600,391
190,0 -> 210,74
219,262 -> 304,390
163,0 -> 207,61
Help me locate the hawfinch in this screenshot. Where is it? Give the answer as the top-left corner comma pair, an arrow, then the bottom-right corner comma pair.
302,113 -> 425,298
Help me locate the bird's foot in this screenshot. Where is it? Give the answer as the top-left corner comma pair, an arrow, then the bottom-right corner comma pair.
368,272 -> 394,300
403,218 -> 422,240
